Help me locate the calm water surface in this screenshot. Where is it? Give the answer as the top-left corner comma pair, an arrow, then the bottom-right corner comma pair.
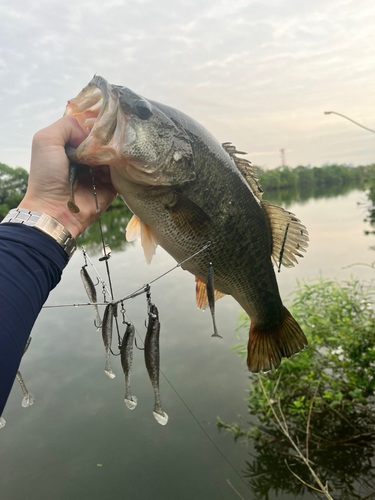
0,187 -> 373,500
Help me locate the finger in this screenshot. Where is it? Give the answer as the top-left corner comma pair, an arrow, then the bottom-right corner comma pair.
66,117 -> 88,149
36,116 -> 88,149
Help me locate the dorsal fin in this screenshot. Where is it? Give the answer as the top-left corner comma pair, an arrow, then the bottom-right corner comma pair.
222,142 -> 308,270
195,276 -> 226,310
222,142 -> 263,200
262,200 -> 309,270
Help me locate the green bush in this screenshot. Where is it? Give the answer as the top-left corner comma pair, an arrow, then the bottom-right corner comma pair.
227,277 -> 375,450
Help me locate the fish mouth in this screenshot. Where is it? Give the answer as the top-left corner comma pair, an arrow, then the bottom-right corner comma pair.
64,75 -> 126,166
64,76 -> 177,186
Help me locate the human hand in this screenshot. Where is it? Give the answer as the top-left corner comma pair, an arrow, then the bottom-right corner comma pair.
19,116 -> 117,238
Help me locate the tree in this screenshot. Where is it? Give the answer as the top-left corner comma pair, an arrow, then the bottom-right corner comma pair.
0,163 -> 29,218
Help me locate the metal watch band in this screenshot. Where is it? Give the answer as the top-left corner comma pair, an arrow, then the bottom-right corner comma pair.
1,208 -> 77,260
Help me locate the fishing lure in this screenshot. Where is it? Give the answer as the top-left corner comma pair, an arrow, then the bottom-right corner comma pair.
144,294 -> 168,425
17,336 -> 35,408
67,162 -> 80,213
206,259 -> 222,339
120,321 -> 137,410
101,302 -> 117,379
80,265 -> 102,329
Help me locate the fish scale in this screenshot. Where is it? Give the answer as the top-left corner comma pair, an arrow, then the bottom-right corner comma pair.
65,75 -> 308,373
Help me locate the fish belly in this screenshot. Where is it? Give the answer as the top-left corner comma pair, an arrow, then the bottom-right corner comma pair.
112,165 -> 284,327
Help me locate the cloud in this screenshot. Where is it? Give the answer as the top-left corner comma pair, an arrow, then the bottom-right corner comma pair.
0,0 -> 374,169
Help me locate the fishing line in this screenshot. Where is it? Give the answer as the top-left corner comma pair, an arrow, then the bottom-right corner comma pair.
140,333 -> 251,492
47,177 -> 248,494
89,169 -> 115,299
42,243 -> 211,309
42,301 -> 109,309
90,169 -> 123,344
111,242 -> 212,306
121,293 -> 250,494
130,325 -> 251,493
159,366 -> 251,493
88,235 -> 248,491
82,246 -> 111,298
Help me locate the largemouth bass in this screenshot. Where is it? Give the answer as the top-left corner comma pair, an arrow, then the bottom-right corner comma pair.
65,75 -> 309,373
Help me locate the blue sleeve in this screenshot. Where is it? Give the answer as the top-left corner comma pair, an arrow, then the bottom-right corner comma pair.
0,224 -> 68,415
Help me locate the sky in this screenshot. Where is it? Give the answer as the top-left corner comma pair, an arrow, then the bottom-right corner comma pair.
0,0 -> 374,171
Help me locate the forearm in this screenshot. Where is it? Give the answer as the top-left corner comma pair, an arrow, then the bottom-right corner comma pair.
0,224 -> 67,415
0,116 -> 116,416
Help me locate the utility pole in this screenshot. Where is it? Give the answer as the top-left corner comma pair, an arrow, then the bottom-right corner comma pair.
280,148 -> 285,166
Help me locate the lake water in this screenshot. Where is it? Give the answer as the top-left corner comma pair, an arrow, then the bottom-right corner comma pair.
0,185 -> 373,500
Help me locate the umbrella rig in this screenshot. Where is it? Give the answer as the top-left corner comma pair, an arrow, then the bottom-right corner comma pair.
1,166 -> 215,429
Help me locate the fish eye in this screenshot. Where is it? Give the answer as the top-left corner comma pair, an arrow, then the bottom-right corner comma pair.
135,100 -> 152,120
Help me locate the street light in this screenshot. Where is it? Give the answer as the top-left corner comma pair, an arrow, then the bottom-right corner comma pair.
324,111 -> 375,134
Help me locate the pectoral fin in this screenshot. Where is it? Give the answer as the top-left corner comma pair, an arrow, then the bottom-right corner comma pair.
167,191 -> 212,237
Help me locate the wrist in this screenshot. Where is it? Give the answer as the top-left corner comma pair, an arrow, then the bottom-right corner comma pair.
1,208 -> 77,262
18,196 -> 83,238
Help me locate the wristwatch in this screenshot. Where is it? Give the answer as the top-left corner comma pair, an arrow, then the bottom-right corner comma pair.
1,208 -> 77,260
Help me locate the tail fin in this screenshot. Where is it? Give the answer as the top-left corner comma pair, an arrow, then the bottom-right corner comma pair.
247,307 -> 307,372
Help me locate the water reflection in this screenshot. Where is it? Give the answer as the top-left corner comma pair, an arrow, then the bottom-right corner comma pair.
77,199 -> 133,253
2,180 -> 374,500
264,180 -> 364,208
78,181 -> 367,255
364,184 -> 375,238
245,437 -> 375,500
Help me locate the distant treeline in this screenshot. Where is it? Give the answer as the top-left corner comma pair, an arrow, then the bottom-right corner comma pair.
364,165 -> 375,236
256,163 -> 375,192
1,161 -> 375,222
0,163 -> 28,219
